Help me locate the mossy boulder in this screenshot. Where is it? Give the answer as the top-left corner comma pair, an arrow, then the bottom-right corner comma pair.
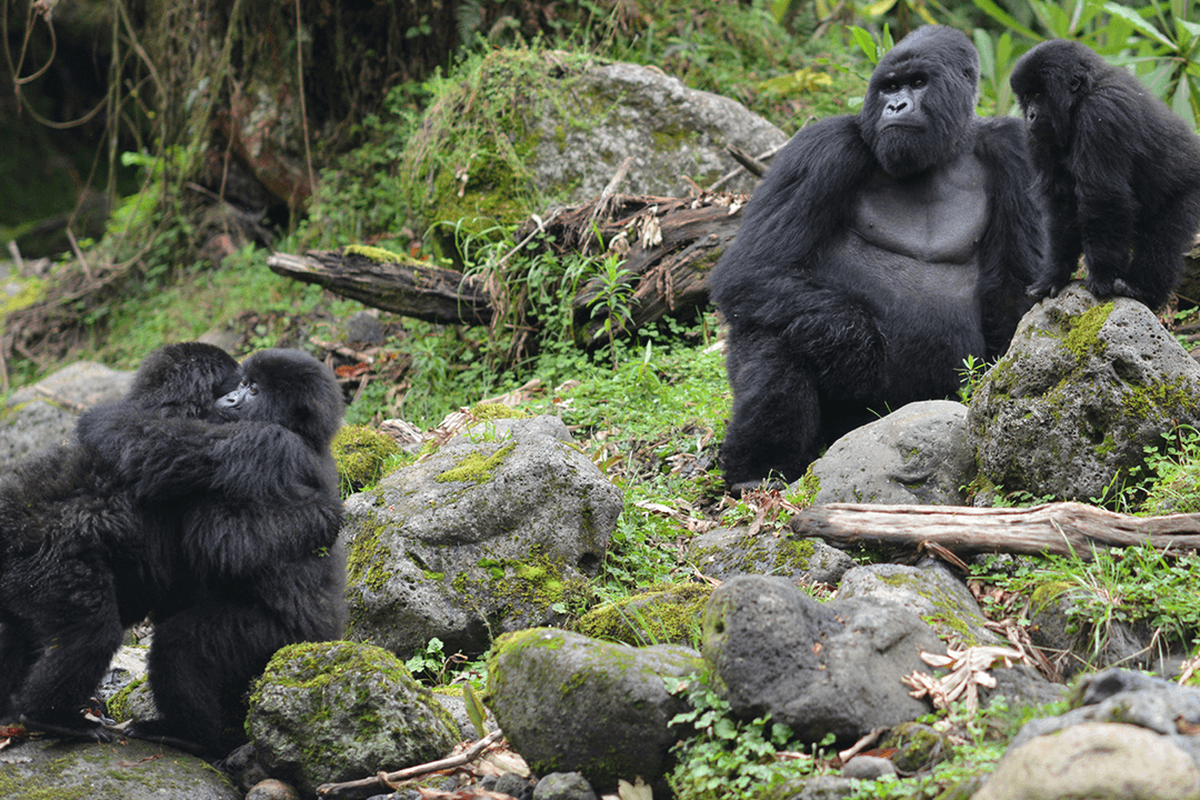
969,283 -> 1200,501
246,641 -> 459,797
331,424 -> 403,493
485,628 -> 702,793
0,737 -> 240,800
688,525 -> 855,586
572,583 -> 712,646
397,48 -> 786,255
339,417 -> 622,658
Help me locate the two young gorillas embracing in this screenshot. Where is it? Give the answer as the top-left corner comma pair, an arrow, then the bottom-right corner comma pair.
0,343 -> 347,755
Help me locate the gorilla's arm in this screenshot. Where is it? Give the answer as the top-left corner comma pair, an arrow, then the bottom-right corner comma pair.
709,116 -> 879,331
77,410 -> 341,580
76,410 -> 324,503
973,116 -> 1046,356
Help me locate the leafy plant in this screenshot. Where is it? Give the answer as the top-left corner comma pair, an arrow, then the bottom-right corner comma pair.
587,253 -> 636,370
667,670 -> 822,800
956,354 -> 990,404
404,637 -> 467,685
973,541 -> 1200,667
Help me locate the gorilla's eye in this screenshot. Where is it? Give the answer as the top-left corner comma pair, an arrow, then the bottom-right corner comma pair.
911,77 -> 925,88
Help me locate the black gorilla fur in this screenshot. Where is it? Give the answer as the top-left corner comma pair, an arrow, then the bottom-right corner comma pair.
0,342 -> 240,740
76,348 -> 347,754
708,26 -> 1044,490
1010,39 -> 1200,309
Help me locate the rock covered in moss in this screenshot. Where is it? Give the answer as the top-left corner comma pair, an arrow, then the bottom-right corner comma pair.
331,424 -> 402,493
688,525 -> 855,586
0,737 -> 241,799
397,48 -> 786,250
969,283 -> 1200,501
812,400 -> 975,505
572,583 -> 711,646
703,574 -> 942,743
246,641 -> 459,797
485,628 -> 702,792
838,561 -> 999,645
339,418 -> 621,657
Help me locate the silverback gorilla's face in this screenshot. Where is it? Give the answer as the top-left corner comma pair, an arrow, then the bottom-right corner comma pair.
859,26 -> 980,178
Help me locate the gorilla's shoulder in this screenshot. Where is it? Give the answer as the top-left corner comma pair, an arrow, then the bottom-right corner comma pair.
770,116 -> 872,182
969,116 -> 1032,164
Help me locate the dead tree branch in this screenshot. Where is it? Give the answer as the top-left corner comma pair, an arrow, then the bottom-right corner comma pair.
791,501 -> 1200,558
316,729 -> 505,799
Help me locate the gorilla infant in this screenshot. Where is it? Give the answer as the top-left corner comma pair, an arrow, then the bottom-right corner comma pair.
709,26 -> 1044,490
76,348 -> 347,754
1011,39 -> 1200,309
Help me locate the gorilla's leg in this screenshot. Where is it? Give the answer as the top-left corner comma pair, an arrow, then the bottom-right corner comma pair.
0,617 -> 33,720
1029,198 -> 1083,298
720,330 -> 824,491
1124,200 -> 1198,308
136,601 -> 289,755
13,572 -> 122,740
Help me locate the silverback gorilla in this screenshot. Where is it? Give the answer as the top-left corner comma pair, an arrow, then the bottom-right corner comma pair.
1011,39 -> 1200,309
76,348 -> 347,754
709,26 -> 1044,490
0,343 -> 239,741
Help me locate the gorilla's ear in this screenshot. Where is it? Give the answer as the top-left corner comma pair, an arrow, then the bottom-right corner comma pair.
1069,67 -> 1089,94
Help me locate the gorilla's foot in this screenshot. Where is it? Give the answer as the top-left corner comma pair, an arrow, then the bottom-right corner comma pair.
727,478 -> 790,497
20,714 -> 114,743
1026,279 -> 1065,299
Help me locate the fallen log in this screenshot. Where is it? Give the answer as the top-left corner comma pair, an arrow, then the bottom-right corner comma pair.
266,192 -> 746,346
267,249 -> 493,326
791,501 -> 1200,558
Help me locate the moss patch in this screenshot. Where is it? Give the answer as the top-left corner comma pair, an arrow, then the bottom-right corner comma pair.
435,442 -> 515,484
332,424 -> 404,494
573,583 -> 712,645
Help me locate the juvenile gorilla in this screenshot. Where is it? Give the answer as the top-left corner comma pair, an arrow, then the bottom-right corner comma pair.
1011,39 -> 1200,308
709,26 -> 1044,490
76,348 -> 347,754
0,342 -> 239,740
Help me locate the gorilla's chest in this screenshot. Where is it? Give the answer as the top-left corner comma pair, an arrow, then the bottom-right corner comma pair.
850,152 -> 989,266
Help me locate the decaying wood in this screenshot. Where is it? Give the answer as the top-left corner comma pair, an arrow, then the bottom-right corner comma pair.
267,250 -> 493,326
317,729 -> 505,798
791,501 -> 1200,558
538,193 -> 745,346
266,192 -> 745,347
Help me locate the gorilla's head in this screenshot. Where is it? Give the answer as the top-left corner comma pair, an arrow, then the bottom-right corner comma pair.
858,25 -> 980,178
1010,39 -> 1096,149
127,342 -> 240,420
215,349 -> 345,450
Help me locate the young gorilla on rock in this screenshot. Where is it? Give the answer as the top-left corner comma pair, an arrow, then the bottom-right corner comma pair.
709,26 -> 1045,491
0,342 -> 240,741
1011,39 -> 1200,309
76,348 -> 348,755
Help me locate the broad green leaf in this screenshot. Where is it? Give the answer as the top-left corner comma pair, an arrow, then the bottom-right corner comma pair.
1104,2 -> 1175,48
972,0 -> 1041,41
